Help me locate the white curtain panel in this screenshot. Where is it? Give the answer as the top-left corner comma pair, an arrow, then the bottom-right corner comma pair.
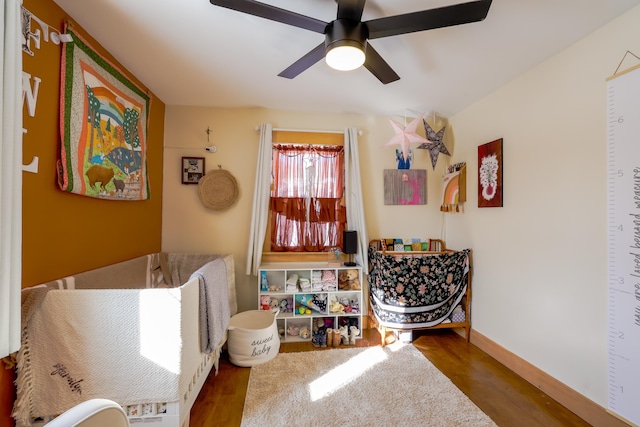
0,0 -> 24,358
344,128 -> 368,272
245,123 -> 272,276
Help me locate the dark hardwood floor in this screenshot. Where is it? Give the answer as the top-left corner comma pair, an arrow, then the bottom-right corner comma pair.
189,328 -> 591,427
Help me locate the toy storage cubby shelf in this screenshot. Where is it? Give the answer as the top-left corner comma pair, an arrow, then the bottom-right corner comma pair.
258,262 -> 363,343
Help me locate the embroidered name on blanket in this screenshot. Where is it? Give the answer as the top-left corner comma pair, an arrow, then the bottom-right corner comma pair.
50,363 -> 84,395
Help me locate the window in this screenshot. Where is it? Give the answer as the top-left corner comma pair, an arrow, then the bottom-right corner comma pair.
269,143 -> 346,252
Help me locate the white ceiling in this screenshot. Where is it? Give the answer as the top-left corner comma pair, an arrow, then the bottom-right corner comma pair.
53,0 -> 640,118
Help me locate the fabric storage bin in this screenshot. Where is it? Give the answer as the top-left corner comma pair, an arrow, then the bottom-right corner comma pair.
227,310 -> 280,367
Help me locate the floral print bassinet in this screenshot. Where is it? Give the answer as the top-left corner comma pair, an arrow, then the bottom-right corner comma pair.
368,242 -> 471,331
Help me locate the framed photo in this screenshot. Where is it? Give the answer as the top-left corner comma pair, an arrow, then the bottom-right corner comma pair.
182,157 -> 205,184
478,138 -> 503,207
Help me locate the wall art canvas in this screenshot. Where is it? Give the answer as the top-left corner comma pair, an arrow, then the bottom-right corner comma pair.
441,162 -> 466,212
58,28 -> 150,200
384,169 -> 426,205
478,138 -> 503,208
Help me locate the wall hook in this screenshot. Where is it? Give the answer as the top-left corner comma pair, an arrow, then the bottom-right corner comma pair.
204,126 -> 217,152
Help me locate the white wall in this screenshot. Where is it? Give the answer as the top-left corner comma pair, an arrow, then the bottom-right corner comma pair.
162,108 -> 446,314
162,5 -> 640,410
446,5 -> 640,407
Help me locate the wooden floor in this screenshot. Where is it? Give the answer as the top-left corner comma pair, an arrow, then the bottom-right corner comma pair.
189,328 -> 591,427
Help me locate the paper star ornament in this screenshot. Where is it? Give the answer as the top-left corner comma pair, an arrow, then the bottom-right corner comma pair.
384,113 -> 429,162
417,120 -> 450,169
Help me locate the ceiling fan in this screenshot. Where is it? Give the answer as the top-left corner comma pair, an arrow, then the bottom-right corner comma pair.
209,0 -> 493,84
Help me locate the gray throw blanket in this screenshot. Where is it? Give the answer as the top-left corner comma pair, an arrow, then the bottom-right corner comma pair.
190,258 -> 231,354
160,253 -> 221,287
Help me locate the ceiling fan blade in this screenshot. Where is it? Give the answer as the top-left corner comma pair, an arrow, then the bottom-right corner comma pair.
210,0 -> 327,34
278,43 -> 326,79
366,0 -> 492,40
363,43 -> 400,84
336,0 -> 366,21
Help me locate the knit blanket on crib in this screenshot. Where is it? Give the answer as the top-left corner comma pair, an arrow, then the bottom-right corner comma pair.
160,253 -> 237,311
191,258 -> 231,354
13,287 -> 186,426
368,247 -> 470,329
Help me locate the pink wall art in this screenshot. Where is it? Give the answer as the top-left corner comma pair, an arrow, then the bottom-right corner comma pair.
384,169 -> 427,205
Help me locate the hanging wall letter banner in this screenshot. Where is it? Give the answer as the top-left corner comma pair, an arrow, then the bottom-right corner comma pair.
58,28 -> 151,200
21,6 -> 72,55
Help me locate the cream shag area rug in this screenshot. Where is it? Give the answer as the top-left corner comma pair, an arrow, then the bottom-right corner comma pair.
241,343 -> 497,427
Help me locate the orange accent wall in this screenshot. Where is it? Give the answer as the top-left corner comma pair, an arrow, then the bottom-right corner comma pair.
1,0 -> 165,425
21,0 -> 164,284
0,368 -> 15,427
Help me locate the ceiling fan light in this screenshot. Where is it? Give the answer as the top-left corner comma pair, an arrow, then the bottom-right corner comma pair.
326,45 -> 365,71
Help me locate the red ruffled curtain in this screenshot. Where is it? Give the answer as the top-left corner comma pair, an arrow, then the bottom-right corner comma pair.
270,144 -> 345,252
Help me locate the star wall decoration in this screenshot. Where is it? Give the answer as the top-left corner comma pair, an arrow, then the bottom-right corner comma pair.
417,119 -> 450,169
384,113 -> 429,162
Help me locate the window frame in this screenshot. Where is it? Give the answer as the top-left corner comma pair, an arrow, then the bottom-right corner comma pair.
262,131 -> 347,262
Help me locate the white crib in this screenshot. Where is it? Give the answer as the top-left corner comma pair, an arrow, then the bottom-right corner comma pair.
13,252 -> 237,427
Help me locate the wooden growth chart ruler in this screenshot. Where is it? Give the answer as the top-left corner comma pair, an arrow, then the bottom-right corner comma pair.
607,60 -> 640,427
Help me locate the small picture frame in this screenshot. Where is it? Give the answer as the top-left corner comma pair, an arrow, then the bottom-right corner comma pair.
182,157 -> 205,184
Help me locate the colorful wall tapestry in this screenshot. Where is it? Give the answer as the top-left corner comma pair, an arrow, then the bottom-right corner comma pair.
58,28 -> 150,200
441,162 -> 466,212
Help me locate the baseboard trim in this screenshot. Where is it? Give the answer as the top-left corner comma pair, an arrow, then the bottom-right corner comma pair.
470,329 -> 630,427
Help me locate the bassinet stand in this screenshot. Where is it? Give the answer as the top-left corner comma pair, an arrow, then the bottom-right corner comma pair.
367,239 -> 472,346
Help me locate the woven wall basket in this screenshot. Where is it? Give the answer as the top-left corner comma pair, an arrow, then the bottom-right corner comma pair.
198,169 -> 239,211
